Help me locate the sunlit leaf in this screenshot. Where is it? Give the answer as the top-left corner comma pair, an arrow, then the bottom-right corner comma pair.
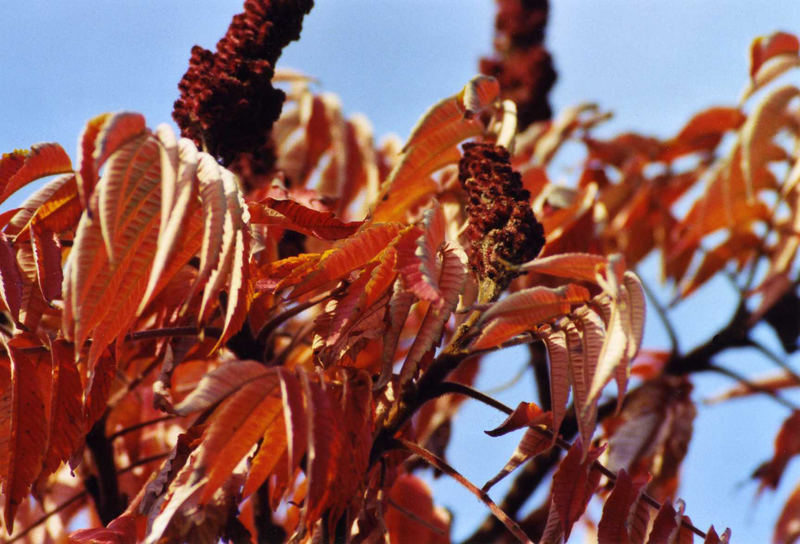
77,112 -> 147,209
0,233 -> 23,322
372,76 -> 500,222
0,143 -> 72,208
472,284 -> 590,350
484,401 -> 549,437
749,31 -> 800,81
7,174 -> 81,241
544,327 -> 571,441
35,339 -> 82,487
248,197 -> 363,240
64,132 -> 162,364
401,246 -> 466,380
520,252 -> 607,283
197,372 -> 282,504
741,85 -> 800,198
288,222 -> 405,298
30,227 -> 62,301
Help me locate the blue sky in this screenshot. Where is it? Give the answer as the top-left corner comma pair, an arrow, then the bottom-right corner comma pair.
2,1 -> 799,541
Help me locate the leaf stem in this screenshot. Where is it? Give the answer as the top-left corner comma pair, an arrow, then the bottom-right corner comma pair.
437,381 -> 709,540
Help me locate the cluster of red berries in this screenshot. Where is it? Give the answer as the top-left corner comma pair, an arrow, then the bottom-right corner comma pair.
458,142 -> 545,288
479,0 -> 556,129
173,0 -> 313,174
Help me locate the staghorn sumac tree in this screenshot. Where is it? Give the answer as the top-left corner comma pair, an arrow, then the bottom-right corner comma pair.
1,2 -> 800,543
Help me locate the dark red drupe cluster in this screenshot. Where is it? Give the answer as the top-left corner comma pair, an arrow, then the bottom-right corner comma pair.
459,142 -> 545,289
173,0 -> 313,175
480,0 -> 556,129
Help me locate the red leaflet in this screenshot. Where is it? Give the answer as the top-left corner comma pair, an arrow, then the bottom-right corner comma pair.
551,439 -> 606,540
248,197 -> 363,240
2,340 -> 46,531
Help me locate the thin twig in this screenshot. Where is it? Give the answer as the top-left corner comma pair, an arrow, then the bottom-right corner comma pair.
637,272 -> 679,355
107,415 -> 177,441
6,452 -> 170,543
707,362 -> 799,411
125,326 -> 222,342
746,339 -> 800,383
6,491 -> 87,543
483,360 -> 531,395
435,381 -> 709,540
385,497 -> 447,537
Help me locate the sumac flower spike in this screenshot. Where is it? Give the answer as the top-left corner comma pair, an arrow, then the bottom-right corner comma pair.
458,142 -> 545,301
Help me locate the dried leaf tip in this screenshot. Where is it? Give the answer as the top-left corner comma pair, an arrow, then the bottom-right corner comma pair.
458,142 -> 544,298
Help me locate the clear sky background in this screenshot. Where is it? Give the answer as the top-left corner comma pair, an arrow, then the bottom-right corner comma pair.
1,1 -> 800,542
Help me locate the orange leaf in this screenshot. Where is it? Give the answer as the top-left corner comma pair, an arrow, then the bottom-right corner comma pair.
544,328 -> 571,443
289,222 -> 405,298
482,425 -> 553,493
566,321 -> 597,450
83,349 -> 116,432
212,220 -> 251,352
174,359 -> 271,415
472,284 -> 590,350
741,85 -> 800,197
750,31 -> 800,80
77,112 -> 147,209
186,153 -> 227,303
386,474 -> 450,544
372,76 -> 500,222
9,174 -> 82,241
520,252 -> 607,283
36,339 -> 83,486
2,341 -> 46,532
30,227 -> 62,301
138,138 -> 201,312
661,107 -> 745,161
0,143 -> 72,208
64,132 -> 163,363
401,246 -> 466,380
485,402 -> 550,437
300,372 -> 344,531
197,372 -> 283,504
397,202 -> 447,301
679,232 -> 761,298
248,197 -> 363,240
774,484 -> 800,544
0,233 -> 23,322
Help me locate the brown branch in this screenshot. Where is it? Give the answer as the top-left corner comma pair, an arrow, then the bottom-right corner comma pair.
447,382 -> 708,542
107,415 -> 177,441
6,491 -> 87,543
6,453 -> 168,543
84,415 -> 125,525
665,302 -> 750,375
124,326 -> 222,342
